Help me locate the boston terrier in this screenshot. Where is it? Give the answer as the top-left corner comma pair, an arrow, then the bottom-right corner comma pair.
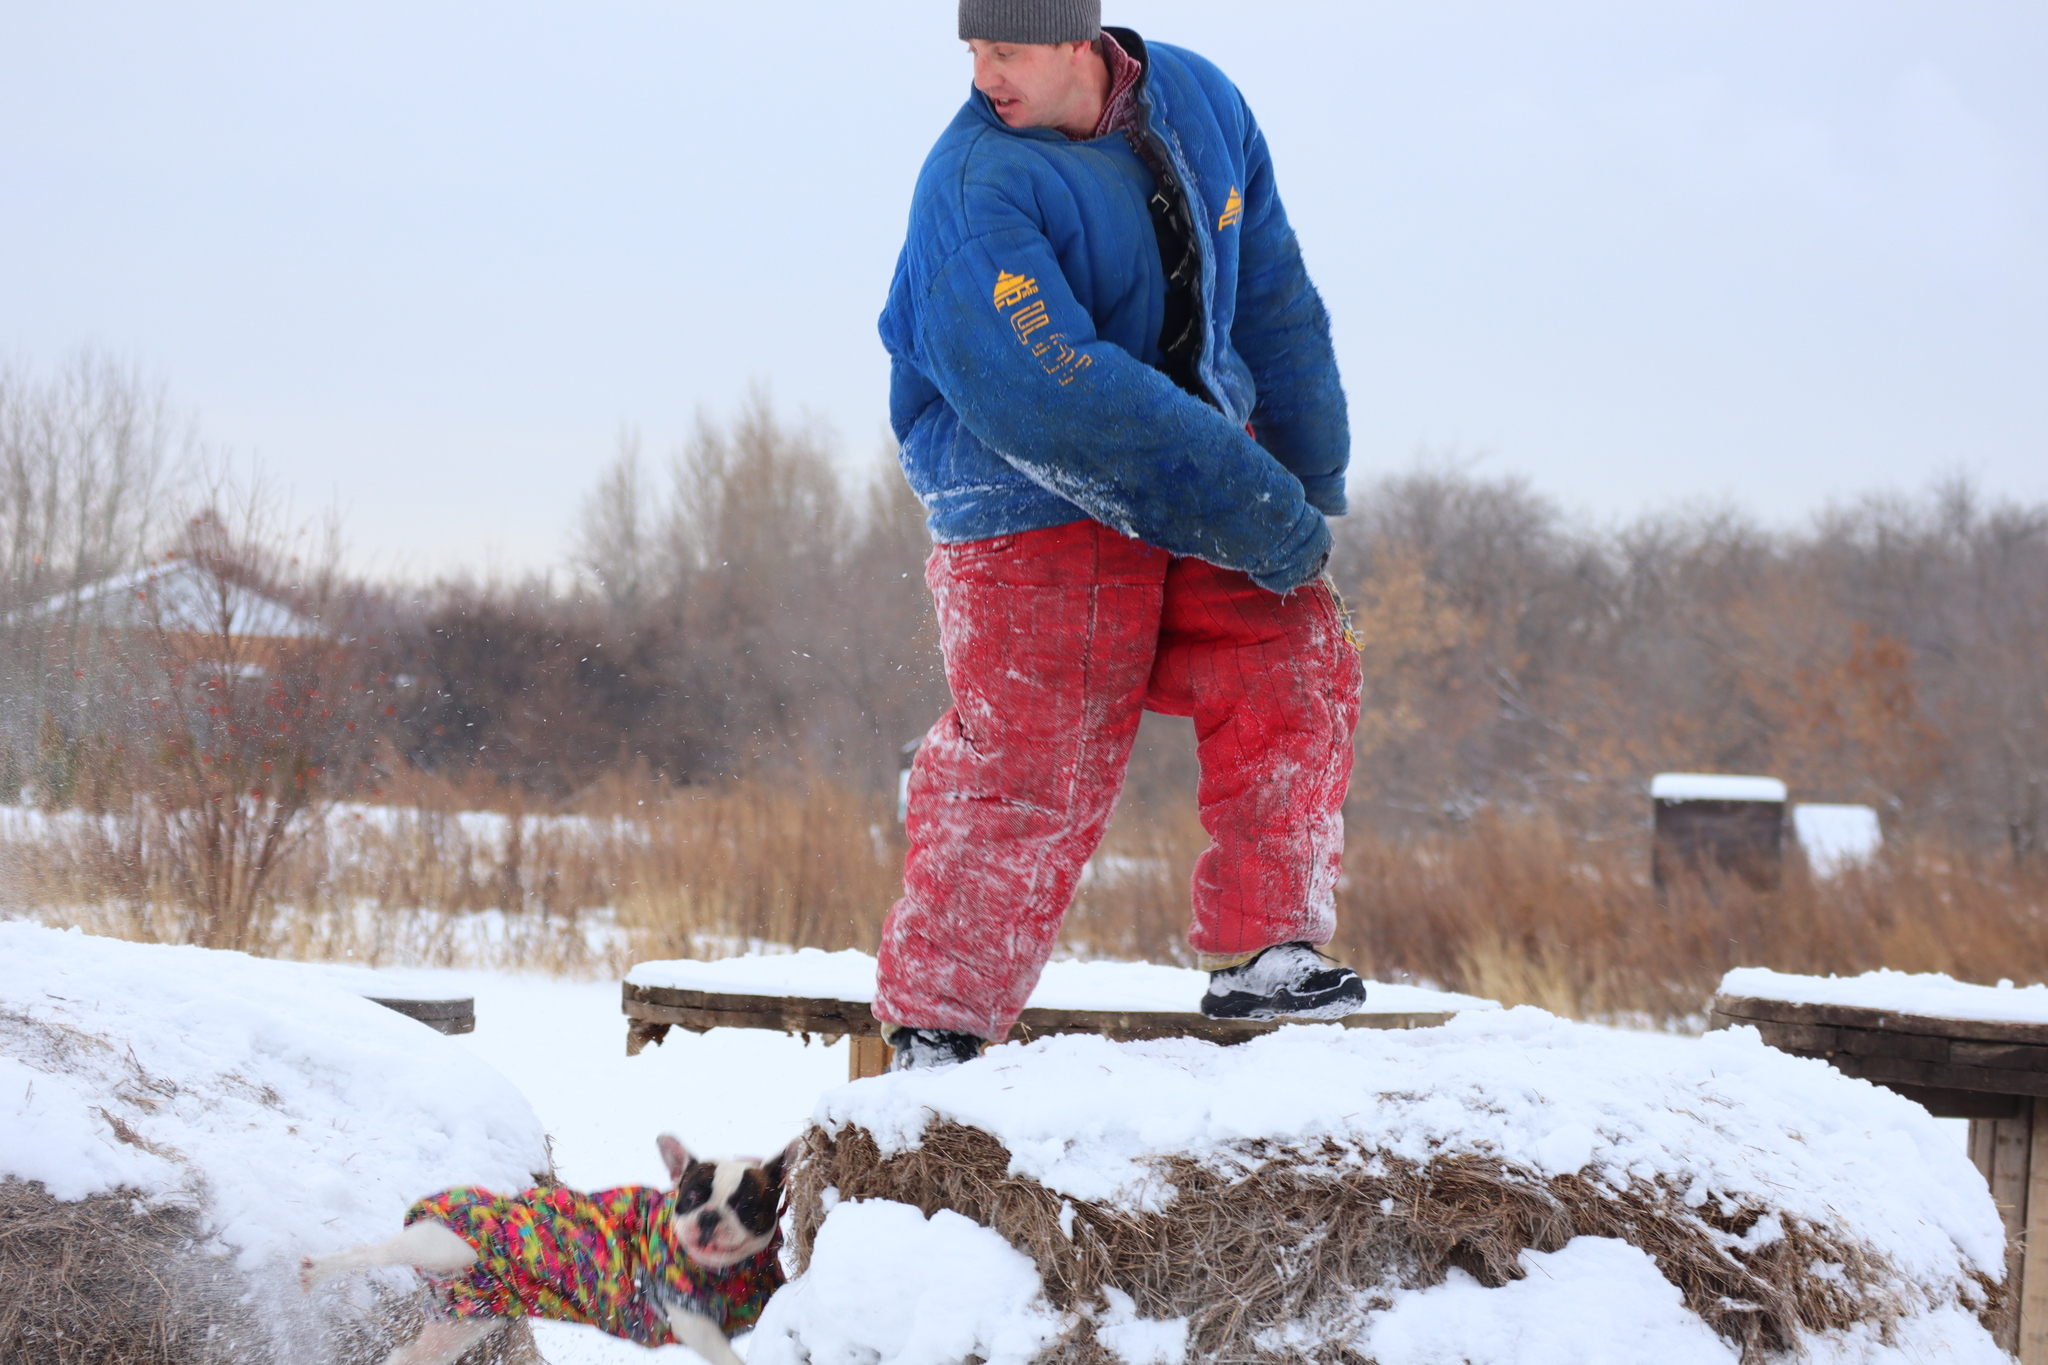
300,1134 -> 793,1365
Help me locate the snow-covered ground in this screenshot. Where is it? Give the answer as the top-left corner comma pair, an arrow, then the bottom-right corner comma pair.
0,925 -> 550,1272
0,925 -> 839,1364
2,926 -> 1992,1365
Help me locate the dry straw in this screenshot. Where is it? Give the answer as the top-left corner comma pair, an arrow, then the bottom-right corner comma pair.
791,1122 -> 2002,1365
0,1177 -> 546,1365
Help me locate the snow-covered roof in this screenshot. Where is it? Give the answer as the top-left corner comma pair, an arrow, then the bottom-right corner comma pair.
627,947 -> 1497,1017
8,559 -> 325,640
1650,772 -> 1787,803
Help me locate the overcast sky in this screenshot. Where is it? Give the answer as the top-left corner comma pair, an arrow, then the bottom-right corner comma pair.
3,2 -> 2043,578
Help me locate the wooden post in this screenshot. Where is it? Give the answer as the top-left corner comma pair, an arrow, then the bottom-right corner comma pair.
2024,1097 -> 2048,1364
849,1035 -> 892,1081
1972,1111 -> 2034,1354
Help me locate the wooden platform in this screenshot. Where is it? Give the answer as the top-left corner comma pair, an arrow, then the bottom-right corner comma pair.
1711,991 -> 2048,1359
623,981 -> 1456,1081
365,995 -> 475,1035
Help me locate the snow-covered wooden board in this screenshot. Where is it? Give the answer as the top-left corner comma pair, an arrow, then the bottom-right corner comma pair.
622,950 -> 1488,1065
623,980 -> 1457,1049
1713,968 -> 2048,1109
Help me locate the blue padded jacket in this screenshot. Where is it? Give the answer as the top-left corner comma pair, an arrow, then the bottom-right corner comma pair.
878,31 -> 1348,593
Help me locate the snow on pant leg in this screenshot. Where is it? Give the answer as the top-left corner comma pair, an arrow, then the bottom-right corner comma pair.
874,521 -> 1166,1041
1145,562 -> 1363,966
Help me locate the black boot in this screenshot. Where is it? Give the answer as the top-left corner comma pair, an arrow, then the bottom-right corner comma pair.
1201,942 -> 1367,1020
885,1026 -> 986,1072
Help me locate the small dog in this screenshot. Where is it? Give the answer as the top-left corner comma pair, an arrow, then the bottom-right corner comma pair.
300,1134 -> 793,1365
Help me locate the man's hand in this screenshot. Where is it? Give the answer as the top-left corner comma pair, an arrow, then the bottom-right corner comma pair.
1250,522 -> 1331,596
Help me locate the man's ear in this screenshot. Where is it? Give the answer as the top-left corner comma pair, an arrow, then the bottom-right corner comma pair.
761,1139 -> 800,1188
657,1134 -> 692,1183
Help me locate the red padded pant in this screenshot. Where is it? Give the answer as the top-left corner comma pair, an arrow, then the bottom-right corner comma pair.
873,519 -> 1363,1041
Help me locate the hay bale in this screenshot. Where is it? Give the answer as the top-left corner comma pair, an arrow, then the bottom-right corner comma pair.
756,1013 -> 2011,1364
0,923 -> 551,1364
0,1178 -> 260,1364
788,1125 -> 1956,1363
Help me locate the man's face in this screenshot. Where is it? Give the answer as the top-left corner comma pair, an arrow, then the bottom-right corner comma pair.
968,39 -> 1097,131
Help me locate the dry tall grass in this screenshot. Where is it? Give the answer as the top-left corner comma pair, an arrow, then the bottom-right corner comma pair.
6,772 -> 2045,1024
0,775 -> 901,977
1069,805 -> 2048,1023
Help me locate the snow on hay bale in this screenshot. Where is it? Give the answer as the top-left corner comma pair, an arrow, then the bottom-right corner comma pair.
0,922 -> 549,1364
759,1010 -> 2010,1365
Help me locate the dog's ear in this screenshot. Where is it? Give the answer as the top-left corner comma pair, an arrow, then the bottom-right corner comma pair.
761,1138 -> 800,1189
656,1134 -> 693,1183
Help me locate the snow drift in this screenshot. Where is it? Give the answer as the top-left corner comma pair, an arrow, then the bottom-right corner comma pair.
0,923 -> 550,1363
755,1009 -> 2009,1365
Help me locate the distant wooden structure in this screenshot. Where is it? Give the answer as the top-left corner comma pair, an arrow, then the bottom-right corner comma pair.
1711,990 -> 2048,1359
1652,773 -> 1787,893
622,981 -> 1456,1081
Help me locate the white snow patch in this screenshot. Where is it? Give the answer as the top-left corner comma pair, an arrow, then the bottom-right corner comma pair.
1791,804 -> 1884,876
1363,1237 -> 1738,1365
1722,965 -> 2048,1024
748,1199 -> 1061,1365
0,922 -> 547,1271
1093,1287 -> 1188,1365
1652,772 -> 1788,802
628,946 -> 1494,1016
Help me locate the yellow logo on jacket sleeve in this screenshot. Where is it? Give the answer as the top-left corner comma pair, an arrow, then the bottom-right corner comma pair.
993,271 -> 1039,310
992,268 -> 1093,388
1217,186 -> 1243,229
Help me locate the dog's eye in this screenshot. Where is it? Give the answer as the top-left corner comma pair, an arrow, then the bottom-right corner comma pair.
726,1172 -> 778,1235
674,1168 -> 715,1211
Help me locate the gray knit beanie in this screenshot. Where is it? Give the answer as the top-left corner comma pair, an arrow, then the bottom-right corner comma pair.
958,0 -> 1101,44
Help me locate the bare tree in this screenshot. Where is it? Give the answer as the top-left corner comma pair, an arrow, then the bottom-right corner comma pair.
0,352 -> 187,800
121,470 -> 379,949
574,427 -> 655,614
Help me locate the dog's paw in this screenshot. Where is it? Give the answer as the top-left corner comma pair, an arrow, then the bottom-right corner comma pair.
298,1254 -> 327,1292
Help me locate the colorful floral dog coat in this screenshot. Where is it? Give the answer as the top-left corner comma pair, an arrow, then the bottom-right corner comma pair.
406,1184 -> 784,1345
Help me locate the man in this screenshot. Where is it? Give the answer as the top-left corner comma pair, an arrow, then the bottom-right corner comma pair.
874,0 -> 1365,1070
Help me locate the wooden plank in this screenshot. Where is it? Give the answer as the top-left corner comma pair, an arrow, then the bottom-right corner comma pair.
1714,994 -> 2048,1049
1890,1085 -> 2023,1120
2021,1098 -> 2048,1363
622,983 -> 1455,1049
366,997 -> 475,1035
1973,1118 -> 1998,1183
622,983 -> 877,1038
1006,1007 -> 1454,1045
1983,1111 -> 2030,1356
848,1036 -> 892,1082
1828,1052 -> 2048,1100
1726,1017 -> 1839,1053
1954,1040 -> 2048,1075
1830,1026 -> 1951,1063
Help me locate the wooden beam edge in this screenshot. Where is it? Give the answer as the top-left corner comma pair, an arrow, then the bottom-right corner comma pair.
1713,994 -> 2048,1048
